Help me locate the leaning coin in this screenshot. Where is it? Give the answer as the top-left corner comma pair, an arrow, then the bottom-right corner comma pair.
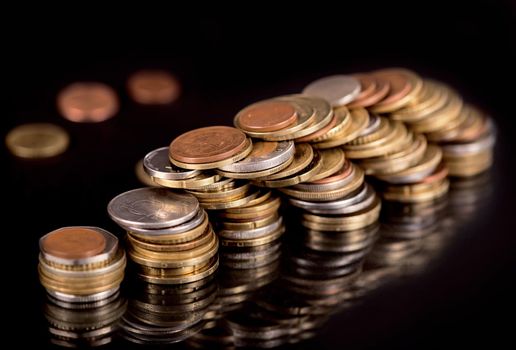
218,141 -> 295,173
144,147 -> 200,180
302,75 -> 361,107
255,143 -> 314,181
234,100 -> 298,132
6,123 -> 69,158
107,188 -> 199,229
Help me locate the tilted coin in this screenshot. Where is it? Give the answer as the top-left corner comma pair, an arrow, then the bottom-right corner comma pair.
313,107 -> 369,149
218,140 -> 295,173
6,123 -> 69,158
255,143 -> 314,181
234,100 -> 298,132
108,188 -> 199,229
306,148 -> 345,182
302,75 -> 361,107
57,82 -> 119,122
144,147 -> 200,180
127,69 -> 180,105
169,126 -> 248,164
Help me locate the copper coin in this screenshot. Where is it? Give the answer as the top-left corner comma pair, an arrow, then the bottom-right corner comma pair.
127,70 -> 181,104
348,74 -> 390,108
169,126 -> 248,164
57,82 -> 119,123
371,69 -> 412,106
42,227 -> 106,259
419,163 -> 448,184
352,74 -> 377,100
236,101 -> 298,132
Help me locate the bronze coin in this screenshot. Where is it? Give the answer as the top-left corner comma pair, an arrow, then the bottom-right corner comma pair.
348,74 -> 390,108
371,69 -> 412,106
127,70 -> 180,104
57,82 -> 119,123
42,227 -> 106,259
236,101 -> 298,132
352,73 -> 377,100
169,126 -> 248,164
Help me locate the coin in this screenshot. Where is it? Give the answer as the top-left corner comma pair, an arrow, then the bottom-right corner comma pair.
107,188 -> 199,229
135,159 -> 157,186
302,75 -> 361,107
306,148 -> 345,182
127,70 -> 180,104
144,147 -> 201,180
169,126 -> 248,164
313,107 -> 369,149
255,143 -> 314,180
6,123 -> 69,158
57,82 -> 119,122
42,227 -> 106,260
348,74 -> 390,108
152,172 -> 222,189
235,100 -> 298,132
218,141 -> 295,173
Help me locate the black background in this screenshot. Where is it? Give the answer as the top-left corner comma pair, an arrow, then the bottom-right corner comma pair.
3,3 -> 516,349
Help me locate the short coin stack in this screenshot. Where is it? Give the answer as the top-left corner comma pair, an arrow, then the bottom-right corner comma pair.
38,226 -> 126,304
108,188 -> 219,284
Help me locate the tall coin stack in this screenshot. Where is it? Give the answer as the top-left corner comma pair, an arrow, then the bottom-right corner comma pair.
108,188 -> 219,285
38,226 -> 126,304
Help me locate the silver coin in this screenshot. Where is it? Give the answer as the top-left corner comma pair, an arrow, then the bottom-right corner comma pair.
218,217 -> 284,240
289,183 -> 368,211
358,113 -> 381,137
378,164 -> 439,184
218,141 -> 295,173
441,121 -> 496,156
108,188 -> 199,229
305,186 -> 376,215
127,208 -> 205,236
302,75 -> 361,107
143,147 -> 201,180
46,291 -> 121,310
47,287 -> 121,303
39,226 -> 119,267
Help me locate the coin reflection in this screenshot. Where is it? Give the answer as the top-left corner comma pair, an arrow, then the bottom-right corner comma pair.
43,292 -> 126,347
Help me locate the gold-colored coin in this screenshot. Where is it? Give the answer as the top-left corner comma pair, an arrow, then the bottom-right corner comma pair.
252,150 -> 323,187
216,154 -> 294,179
313,108 -> 369,149
220,213 -> 279,230
254,143 -> 314,180
310,107 -> 352,142
138,259 -> 212,277
344,120 -> 408,159
347,116 -> 390,145
192,178 -> 234,192
240,190 -> 272,207
408,93 -> 463,133
390,80 -> 447,122
307,148 -> 345,182
382,179 -> 449,203
199,190 -> 259,210
169,138 -> 253,170
188,182 -> 249,200
126,225 -> 213,253
359,133 -> 427,175
6,123 -> 69,158
302,196 -> 381,231
425,104 -> 469,142
220,226 -> 284,247
138,257 -> 219,285
279,165 -> 364,201
152,172 -> 222,189
220,197 -> 281,219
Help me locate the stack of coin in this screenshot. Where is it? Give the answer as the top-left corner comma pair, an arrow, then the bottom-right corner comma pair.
44,293 -> 126,348
120,276 -> 217,344
107,188 -> 219,284
38,226 -> 126,304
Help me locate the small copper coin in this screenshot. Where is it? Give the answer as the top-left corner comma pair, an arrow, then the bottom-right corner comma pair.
371,69 -> 412,106
311,160 -> 352,184
57,82 -> 119,123
127,70 -> 181,104
348,74 -> 390,108
236,101 -> 298,132
169,126 -> 248,164
42,227 -> 106,259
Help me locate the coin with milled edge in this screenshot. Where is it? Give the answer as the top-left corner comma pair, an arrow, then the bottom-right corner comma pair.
302,75 -> 361,107
255,143 -> 314,181
313,108 -> 369,149
144,147 -> 201,180
6,123 -> 70,158
218,141 -> 295,173
108,188 -> 199,229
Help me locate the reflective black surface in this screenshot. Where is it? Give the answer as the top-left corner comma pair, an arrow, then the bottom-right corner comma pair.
4,5 -> 515,349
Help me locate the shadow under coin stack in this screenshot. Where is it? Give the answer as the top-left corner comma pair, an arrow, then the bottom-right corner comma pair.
38,226 -> 126,346
107,188 -> 218,285
120,276 -> 218,344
